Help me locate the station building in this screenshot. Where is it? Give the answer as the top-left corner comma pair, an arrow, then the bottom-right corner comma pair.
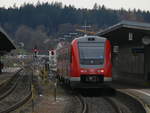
0,27 -> 16,55
0,27 -> 16,73
97,21 -> 150,84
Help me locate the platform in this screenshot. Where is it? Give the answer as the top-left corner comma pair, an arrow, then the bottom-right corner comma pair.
111,79 -> 150,113
117,89 -> 150,113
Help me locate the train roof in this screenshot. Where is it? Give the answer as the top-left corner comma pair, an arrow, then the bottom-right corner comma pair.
74,35 -> 106,42
57,35 -> 106,51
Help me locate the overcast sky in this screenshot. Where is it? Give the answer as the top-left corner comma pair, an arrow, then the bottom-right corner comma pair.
0,0 -> 150,11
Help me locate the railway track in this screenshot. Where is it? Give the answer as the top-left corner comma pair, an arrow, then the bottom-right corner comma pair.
0,69 -> 32,113
0,69 -> 22,100
75,95 -> 87,113
104,97 -> 135,113
65,87 -> 145,113
50,71 -> 146,113
104,97 -> 123,113
75,95 -> 125,113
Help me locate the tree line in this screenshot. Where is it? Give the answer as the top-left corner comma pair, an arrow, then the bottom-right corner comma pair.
0,2 -> 150,50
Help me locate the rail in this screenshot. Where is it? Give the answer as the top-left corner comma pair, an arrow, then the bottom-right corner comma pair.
75,95 -> 87,113
0,68 -> 32,113
104,97 -> 123,113
0,69 -> 22,100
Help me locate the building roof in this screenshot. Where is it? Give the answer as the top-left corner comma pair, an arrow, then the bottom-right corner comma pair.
0,27 -> 16,55
97,20 -> 150,44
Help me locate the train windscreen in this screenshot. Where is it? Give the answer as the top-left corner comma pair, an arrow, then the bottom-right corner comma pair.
79,42 -> 104,65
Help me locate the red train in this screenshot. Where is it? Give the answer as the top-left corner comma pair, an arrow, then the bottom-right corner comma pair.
56,35 -> 112,88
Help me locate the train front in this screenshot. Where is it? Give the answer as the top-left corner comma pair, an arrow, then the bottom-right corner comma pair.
70,36 -> 112,87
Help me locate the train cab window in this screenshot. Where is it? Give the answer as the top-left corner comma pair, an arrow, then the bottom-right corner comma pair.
79,42 -> 104,65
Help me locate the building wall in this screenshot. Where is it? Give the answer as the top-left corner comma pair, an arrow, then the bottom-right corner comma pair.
144,45 -> 150,80
112,44 -> 145,81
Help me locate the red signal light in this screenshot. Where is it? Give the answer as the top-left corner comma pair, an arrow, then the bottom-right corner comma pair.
33,48 -> 39,52
34,49 -> 37,52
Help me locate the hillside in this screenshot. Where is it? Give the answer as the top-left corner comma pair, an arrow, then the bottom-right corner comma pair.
0,2 -> 150,50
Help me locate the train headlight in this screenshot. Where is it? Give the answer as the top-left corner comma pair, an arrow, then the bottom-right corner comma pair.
81,70 -> 84,73
81,70 -> 87,73
100,69 -> 104,73
97,69 -> 104,73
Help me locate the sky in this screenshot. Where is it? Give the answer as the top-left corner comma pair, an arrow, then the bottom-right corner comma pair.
0,0 -> 150,11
